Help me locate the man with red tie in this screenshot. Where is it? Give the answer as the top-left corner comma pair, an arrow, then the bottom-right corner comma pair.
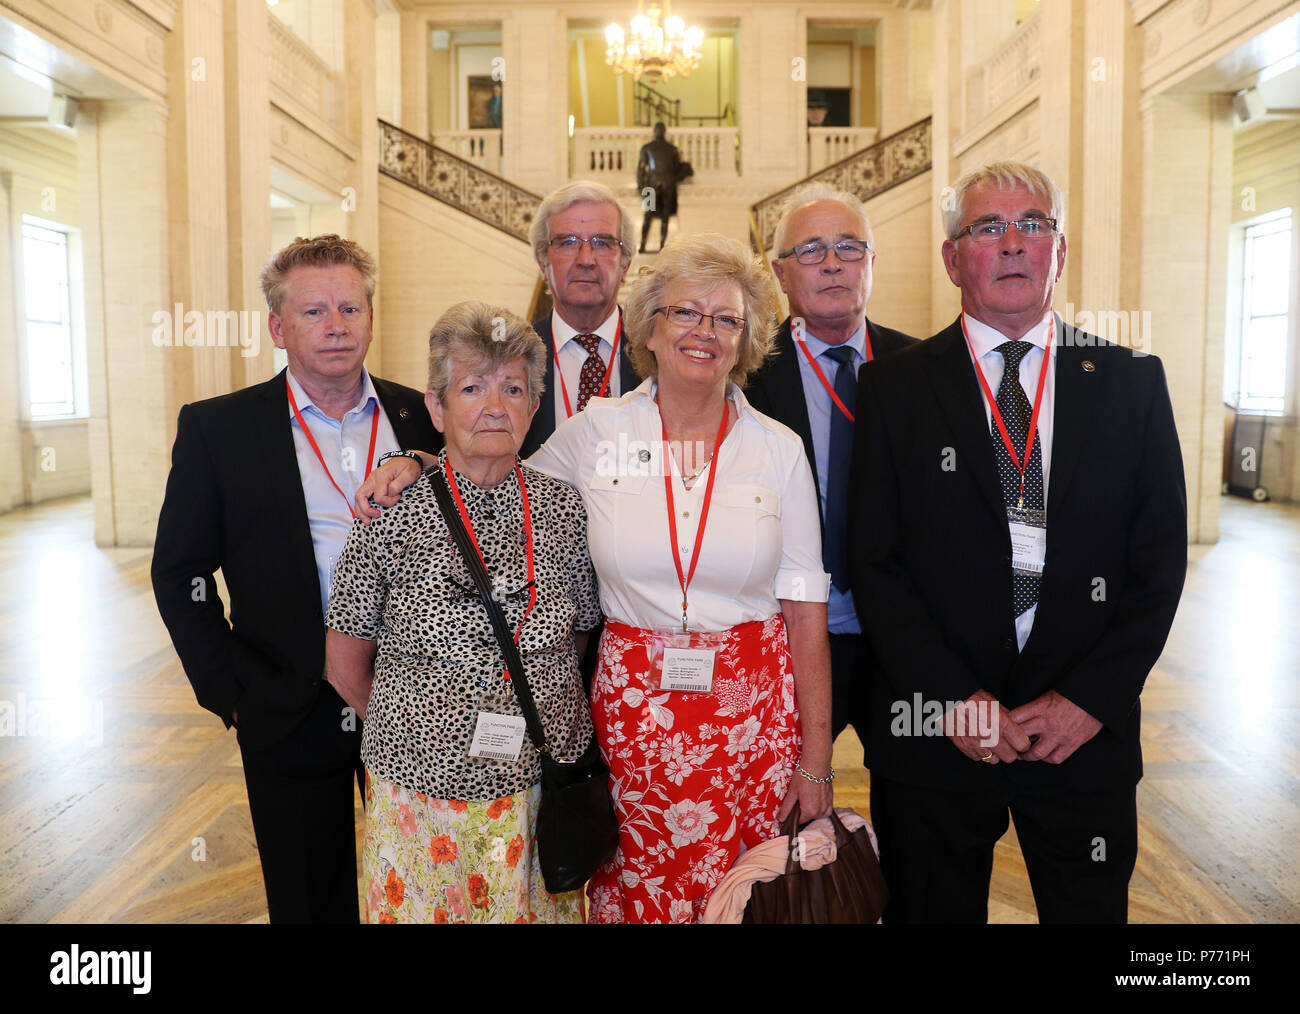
522,181 -> 641,456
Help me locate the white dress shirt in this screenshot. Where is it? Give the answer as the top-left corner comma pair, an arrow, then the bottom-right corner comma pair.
961,310 -> 1057,650
792,320 -> 867,636
551,307 -> 624,424
528,377 -> 830,632
287,368 -> 401,616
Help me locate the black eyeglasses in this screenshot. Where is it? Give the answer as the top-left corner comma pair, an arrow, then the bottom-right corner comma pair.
777,238 -> 872,265
955,218 -> 1058,244
655,306 -> 746,336
547,233 -> 623,256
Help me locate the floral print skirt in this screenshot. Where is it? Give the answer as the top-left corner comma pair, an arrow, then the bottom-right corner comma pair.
362,770 -> 584,924
587,615 -> 801,924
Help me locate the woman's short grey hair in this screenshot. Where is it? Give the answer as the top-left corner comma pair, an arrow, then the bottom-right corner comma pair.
623,233 -> 779,388
771,182 -> 873,256
529,180 -> 636,270
942,160 -> 1065,241
426,301 -> 546,406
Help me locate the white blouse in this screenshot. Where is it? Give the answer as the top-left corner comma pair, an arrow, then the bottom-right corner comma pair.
528,378 -> 830,632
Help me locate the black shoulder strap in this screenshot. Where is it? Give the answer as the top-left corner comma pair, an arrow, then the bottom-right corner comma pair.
428,467 -> 550,755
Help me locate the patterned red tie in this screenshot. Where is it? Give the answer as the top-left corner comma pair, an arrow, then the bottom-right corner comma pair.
574,333 -> 606,413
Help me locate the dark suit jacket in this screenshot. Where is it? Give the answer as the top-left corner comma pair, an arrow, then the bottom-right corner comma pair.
522,310 -> 640,458
151,368 -> 441,752
849,318 -> 1187,792
745,315 -> 917,510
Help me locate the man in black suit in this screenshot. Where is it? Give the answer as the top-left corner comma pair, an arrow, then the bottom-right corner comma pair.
745,183 -> 916,750
151,235 -> 441,923
850,160 -> 1187,923
522,180 -> 640,457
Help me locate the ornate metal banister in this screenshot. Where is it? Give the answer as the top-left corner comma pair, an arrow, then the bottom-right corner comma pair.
634,80 -> 680,126
749,116 -> 932,253
379,120 -> 542,243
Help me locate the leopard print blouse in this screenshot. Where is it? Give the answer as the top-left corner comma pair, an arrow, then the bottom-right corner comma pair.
325,452 -> 601,800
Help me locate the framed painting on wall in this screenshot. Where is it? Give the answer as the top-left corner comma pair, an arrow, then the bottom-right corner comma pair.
468,76 -> 503,129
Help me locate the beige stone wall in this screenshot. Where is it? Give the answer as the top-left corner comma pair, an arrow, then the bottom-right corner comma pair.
376,174 -> 540,393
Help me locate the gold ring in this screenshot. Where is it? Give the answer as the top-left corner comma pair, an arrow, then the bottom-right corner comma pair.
979,752 -> 995,763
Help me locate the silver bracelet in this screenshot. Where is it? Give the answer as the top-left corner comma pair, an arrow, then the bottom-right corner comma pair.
796,763 -> 835,784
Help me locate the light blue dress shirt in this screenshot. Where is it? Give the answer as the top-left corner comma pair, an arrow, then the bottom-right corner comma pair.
792,321 -> 868,636
286,368 -> 402,617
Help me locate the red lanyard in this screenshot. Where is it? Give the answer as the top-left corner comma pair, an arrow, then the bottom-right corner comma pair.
444,457 -> 537,675
791,323 -> 872,424
286,376 -> 380,519
661,401 -> 729,632
553,315 -> 623,419
961,315 -> 1053,509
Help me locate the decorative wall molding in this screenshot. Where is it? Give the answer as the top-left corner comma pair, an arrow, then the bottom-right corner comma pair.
380,119 -> 541,244
750,116 -> 931,253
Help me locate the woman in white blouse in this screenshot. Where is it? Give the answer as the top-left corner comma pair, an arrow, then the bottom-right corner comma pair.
358,235 -> 833,924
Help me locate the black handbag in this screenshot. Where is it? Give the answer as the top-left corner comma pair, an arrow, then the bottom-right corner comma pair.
429,467 -> 619,895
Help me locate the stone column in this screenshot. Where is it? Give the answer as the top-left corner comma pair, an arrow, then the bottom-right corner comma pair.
738,7 -> 805,195
400,10 -> 429,140
1036,0 -> 1085,310
345,0 -> 381,368
1079,0 -> 1142,318
78,100 -> 173,547
929,0 -> 962,332
167,0 -> 233,405
0,174 -> 21,512
224,0 -> 274,389
1141,92 -> 1233,544
877,9 -> 909,137
502,7 -> 566,194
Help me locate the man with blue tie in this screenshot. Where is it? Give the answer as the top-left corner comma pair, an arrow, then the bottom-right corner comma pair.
850,161 -> 1187,922
745,183 -> 916,754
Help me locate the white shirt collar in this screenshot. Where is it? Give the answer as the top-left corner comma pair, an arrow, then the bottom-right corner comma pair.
553,306 -> 621,350
629,376 -> 754,419
286,367 -> 379,419
962,311 -> 1055,358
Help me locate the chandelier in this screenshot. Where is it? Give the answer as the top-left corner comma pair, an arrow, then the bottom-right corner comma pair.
605,1 -> 704,83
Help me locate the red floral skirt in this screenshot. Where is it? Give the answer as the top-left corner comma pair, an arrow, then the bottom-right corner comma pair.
586,615 -> 801,924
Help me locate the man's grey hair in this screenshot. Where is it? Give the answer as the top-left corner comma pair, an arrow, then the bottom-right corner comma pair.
772,182 -> 874,257
426,301 -> 546,406
529,180 -> 636,270
942,160 -> 1065,241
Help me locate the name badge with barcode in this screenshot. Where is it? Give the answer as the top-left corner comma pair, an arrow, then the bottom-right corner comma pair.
468,712 -> 526,761
660,647 -> 716,693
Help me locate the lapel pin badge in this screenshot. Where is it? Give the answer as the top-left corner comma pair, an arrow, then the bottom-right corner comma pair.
1082,360 -> 1095,372
399,407 -> 410,418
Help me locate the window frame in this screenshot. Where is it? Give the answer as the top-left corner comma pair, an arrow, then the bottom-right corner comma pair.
17,214 -> 88,423
1225,207 -> 1294,418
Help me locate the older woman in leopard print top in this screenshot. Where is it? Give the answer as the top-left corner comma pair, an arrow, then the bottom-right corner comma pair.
324,301 -> 601,924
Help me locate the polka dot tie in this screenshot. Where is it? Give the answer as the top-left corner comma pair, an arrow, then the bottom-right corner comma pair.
993,340 -> 1044,617
574,333 -> 606,414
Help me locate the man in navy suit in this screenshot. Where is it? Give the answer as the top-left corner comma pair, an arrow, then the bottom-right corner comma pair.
850,160 -> 1187,923
151,236 -> 441,923
522,181 -> 640,456
745,183 -> 916,751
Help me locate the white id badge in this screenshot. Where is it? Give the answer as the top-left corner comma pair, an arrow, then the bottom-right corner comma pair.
648,631 -> 725,693
468,712 -> 526,761
1007,507 -> 1047,577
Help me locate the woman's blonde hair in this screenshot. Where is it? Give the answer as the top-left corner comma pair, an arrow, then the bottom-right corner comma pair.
623,233 -> 779,387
